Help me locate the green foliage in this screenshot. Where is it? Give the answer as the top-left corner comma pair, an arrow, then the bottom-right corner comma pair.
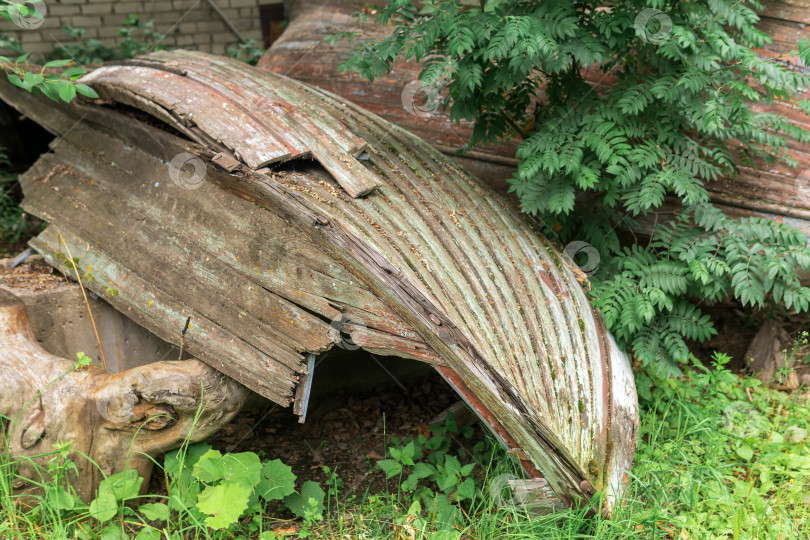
624,355 -> 810,538
340,0 -> 810,374
0,13 -> 161,107
375,412 -> 486,531
2,369 -> 810,538
47,15 -> 165,65
163,442 -> 323,532
591,213 -> 810,375
0,0 -> 102,103
0,53 -> 98,98
0,53 -> 96,101
228,38 -> 266,66
73,351 -> 93,370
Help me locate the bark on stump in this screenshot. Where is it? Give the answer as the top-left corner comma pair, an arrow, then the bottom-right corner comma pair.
0,288 -> 251,502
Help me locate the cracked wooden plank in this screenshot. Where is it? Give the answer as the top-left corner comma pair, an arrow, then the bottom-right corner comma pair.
82,56 -> 381,198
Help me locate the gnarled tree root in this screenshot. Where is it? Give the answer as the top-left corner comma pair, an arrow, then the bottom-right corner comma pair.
0,288 -> 251,501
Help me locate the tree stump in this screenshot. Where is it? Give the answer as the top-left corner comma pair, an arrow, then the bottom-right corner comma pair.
0,288 -> 251,502
744,320 -> 800,390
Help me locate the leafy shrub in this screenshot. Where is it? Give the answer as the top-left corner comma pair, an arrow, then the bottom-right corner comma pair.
339,0 -> 810,375
47,15 -> 165,65
163,442 -> 323,533
228,38 -> 266,66
376,412 -> 486,531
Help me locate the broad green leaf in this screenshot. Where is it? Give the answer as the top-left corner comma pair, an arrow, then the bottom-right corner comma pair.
192,449 -> 224,483
376,459 -> 402,479
44,59 -> 74,68
219,452 -> 263,488
257,459 -> 296,501
46,485 -> 75,511
99,523 -> 124,540
38,81 -> 60,102
89,488 -> 118,523
62,67 -> 86,79
444,455 -> 461,477
134,528 -> 162,540
736,444 -> 754,461
139,502 -> 169,522
455,477 -> 476,501
164,442 -> 212,479
284,481 -> 325,519
75,83 -> 100,99
6,73 -> 30,91
196,482 -> 252,530
100,469 -> 142,502
58,82 -> 76,103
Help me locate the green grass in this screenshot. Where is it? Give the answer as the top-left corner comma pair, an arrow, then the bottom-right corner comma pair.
2,354 -> 809,539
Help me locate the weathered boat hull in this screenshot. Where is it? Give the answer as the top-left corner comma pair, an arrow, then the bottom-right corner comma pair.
0,50 -> 637,511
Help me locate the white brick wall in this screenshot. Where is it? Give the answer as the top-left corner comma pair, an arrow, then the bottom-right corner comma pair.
0,0 -> 275,60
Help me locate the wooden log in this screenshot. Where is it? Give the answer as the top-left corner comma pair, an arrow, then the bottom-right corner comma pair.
744,320 -> 800,390
0,288 -> 251,502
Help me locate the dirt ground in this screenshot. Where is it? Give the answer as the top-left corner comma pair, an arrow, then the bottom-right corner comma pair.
202,374 -> 460,500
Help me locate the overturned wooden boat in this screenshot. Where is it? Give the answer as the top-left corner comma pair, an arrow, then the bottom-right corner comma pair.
259,0 -> 810,238
0,50 -> 638,511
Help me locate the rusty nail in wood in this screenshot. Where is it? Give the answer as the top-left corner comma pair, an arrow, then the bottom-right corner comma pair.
580,480 -> 593,492
315,216 -> 329,226
429,314 -> 442,325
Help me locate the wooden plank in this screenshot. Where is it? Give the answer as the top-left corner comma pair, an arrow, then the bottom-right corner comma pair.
15,105 -> 424,349
19,153 -> 336,365
293,353 -> 316,422
81,66 -> 304,167
30,228 -> 297,405
83,55 -> 381,198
